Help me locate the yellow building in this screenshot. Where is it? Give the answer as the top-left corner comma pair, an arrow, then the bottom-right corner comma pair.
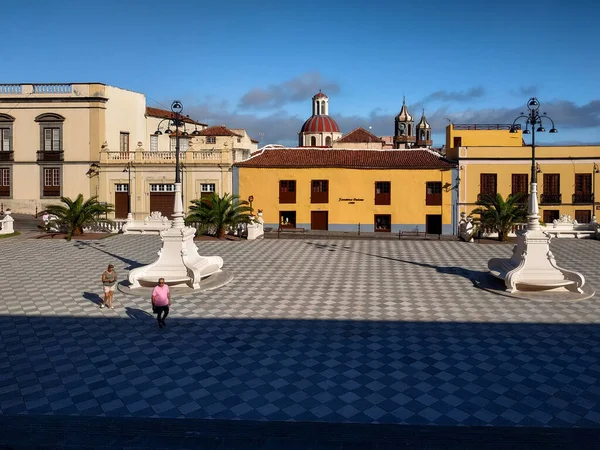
445,124 -> 600,224
0,82 -> 258,218
235,147 -> 456,234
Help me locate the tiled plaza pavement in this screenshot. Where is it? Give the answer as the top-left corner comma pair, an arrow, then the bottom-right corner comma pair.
1,235 -> 600,446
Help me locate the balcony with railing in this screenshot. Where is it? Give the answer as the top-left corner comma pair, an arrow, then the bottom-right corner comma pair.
540,193 -> 562,205
0,151 -> 14,162
0,83 -> 106,98
426,193 -> 442,206
100,150 -> 227,164
37,151 -> 64,162
573,193 -> 594,204
453,124 -> 520,131
0,83 -> 73,95
477,192 -> 497,202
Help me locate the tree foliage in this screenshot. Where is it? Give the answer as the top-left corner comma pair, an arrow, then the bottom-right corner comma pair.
44,194 -> 114,241
470,193 -> 528,241
185,193 -> 253,238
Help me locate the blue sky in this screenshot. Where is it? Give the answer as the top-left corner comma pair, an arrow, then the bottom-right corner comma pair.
2,0 -> 599,146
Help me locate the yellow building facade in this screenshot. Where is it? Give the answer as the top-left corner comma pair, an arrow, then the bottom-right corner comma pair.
235,148 -> 456,234
446,124 -> 600,225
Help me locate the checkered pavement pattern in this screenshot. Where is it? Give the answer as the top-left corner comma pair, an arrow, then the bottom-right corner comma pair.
1,235 -> 600,427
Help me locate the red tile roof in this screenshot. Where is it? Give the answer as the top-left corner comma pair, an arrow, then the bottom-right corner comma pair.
197,125 -> 242,137
236,148 -> 456,169
337,127 -> 384,144
146,107 -> 207,126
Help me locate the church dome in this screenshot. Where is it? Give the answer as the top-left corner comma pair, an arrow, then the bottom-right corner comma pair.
417,112 -> 431,129
300,115 -> 340,133
396,101 -> 413,122
313,91 -> 328,99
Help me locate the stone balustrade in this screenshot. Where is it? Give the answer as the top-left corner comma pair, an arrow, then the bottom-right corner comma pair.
84,219 -> 127,234
100,150 -> 227,164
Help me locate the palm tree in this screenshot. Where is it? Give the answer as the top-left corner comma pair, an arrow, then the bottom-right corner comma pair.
470,193 -> 528,241
44,194 -> 114,241
186,193 -> 253,239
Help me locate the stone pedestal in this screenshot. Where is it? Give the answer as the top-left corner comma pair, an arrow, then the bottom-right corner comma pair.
0,210 -> 14,235
488,182 -> 586,294
128,183 -> 225,289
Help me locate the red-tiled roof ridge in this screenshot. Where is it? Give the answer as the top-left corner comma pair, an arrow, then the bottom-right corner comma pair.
145,106 -> 207,126
337,127 -> 384,144
235,148 -> 456,169
197,125 -> 242,137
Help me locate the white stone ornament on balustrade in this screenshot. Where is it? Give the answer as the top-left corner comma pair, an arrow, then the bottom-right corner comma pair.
122,211 -> 172,234
0,209 -> 15,235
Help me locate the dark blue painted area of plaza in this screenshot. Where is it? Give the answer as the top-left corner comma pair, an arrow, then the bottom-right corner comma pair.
2,415 -> 600,449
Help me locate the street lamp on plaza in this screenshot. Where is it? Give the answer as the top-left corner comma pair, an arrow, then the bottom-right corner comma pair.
152,101 -> 200,223
127,100 -> 227,290
488,97 -> 588,296
509,98 -> 558,230
122,162 -> 133,219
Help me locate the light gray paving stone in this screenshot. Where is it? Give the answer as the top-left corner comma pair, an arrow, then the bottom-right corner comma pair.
0,235 -> 600,427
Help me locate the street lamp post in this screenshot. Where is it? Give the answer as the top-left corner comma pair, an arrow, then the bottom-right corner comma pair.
487,97 -> 588,296
509,97 -> 557,231
128,100 -> 227,290
153,101 -> 200,226
122,162 -> 133,219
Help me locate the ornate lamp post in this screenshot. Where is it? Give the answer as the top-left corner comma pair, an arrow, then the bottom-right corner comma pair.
122,162 -> 133,219
488,98 -> 588,296
509,97 -> 557,231
152,101 -> 200,225
128,100 -> 226,290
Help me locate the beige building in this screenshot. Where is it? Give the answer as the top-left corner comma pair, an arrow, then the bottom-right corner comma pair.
0,82 -> 258,218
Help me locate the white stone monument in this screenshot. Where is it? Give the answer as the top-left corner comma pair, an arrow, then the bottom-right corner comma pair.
128,183 -> 224,289
488,182 -> 586,294
0,209 -> 14,235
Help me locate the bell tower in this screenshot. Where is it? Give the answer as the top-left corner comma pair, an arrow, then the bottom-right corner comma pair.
394,96 -> 415,149
415,109 -> 432,147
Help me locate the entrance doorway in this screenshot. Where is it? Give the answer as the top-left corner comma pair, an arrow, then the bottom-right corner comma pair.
115,192 -> 129,218
114,183 -> 129,218
150,184 -> 175,218
311,211 -> 328,230
426,214 -> 442,235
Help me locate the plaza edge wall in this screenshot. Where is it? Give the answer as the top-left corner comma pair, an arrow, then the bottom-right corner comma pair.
237,167 -> 455,233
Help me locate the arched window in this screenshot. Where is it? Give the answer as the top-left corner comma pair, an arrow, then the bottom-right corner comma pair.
310,136 -> 317,146
315,101 -> 320,115
0,113 -> 15,154
35,113 -> 65,157
408,124 -> 412,136
321,100 -> 326,115
420,130 -> 425,140
325,136 -> 332,146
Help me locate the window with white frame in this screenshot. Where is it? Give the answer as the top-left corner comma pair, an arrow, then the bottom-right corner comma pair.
44,128 -> 60,151
150,135 -> 158,152
0,128 -> 10,152
115,184 -> 129,192
206,136 -> 216,144
201,183 -> 216,200
150,184 -> 175,192
170,137 -> 189,152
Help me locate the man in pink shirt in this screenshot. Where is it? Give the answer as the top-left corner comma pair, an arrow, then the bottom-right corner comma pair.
152,278 -> 171,328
